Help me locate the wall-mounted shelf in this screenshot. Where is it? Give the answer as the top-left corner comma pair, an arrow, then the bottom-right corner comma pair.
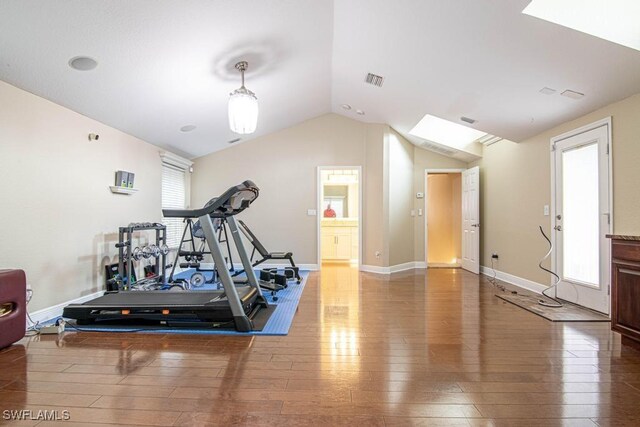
109,186 -> 138,195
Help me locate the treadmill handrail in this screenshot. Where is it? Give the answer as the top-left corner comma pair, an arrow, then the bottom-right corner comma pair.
163,180 -> 258,218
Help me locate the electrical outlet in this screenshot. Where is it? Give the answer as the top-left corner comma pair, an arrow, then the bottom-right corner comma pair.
375,251 -> 381,259
491,253 -> 499,259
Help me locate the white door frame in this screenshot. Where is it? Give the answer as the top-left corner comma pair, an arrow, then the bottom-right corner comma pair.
549,117 -> 613,312
424,168 -> 466,267
317,166 -> 363,268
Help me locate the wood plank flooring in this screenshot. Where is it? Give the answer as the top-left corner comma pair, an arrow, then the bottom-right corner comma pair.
2,265 -> 640,426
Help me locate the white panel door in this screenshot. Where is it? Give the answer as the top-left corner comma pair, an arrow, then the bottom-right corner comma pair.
462,166 -> 480,274
554,124 -> 610,314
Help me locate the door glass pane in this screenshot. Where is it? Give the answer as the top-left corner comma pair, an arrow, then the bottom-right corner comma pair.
562,142 -> 599,286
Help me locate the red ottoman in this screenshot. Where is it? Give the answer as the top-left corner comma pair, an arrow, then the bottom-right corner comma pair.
0,269 -> 26,348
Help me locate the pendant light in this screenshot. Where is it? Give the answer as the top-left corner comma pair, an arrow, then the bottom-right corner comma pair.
228,61 -> 258,134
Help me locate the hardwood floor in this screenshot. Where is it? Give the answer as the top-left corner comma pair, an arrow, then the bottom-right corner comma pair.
2,265 -> 640,426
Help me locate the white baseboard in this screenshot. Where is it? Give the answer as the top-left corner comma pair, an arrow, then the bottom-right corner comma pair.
361,261 -> 426,275
480,265 -> 547,294
29,290 -> 105,325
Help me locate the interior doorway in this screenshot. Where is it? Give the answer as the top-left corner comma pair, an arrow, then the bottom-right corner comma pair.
551,118 -> 612,314
425,171 -> 463,268
317,167 -> 361,267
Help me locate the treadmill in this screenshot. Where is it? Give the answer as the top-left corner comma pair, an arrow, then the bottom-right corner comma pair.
63,180 -> 270,332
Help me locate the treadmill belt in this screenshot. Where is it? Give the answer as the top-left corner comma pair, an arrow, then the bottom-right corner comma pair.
80,289 -> 250,307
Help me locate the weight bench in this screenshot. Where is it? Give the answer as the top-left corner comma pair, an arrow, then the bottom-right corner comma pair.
235,220 -> 301,283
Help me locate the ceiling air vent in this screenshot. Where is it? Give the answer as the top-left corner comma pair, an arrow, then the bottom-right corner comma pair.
421,141 -> 457,157
228,138 -> 241,144
475,134 -> 503,146
460,116 -> 477,124
365,73 -> 385,87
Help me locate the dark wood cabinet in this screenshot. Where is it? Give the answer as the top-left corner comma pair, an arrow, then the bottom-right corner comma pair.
609,236 -> 640,349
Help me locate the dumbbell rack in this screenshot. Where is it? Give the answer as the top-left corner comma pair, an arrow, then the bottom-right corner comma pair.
117,223 -> 167,291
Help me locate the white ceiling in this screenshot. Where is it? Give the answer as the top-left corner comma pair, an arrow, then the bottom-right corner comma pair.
1,0 -> 640,159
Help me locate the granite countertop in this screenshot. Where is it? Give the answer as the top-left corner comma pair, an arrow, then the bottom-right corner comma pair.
606,234 -> 640,241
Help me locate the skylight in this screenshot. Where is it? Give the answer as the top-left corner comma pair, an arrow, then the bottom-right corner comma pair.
409,114 -> 486,150
523,0 -> 640,52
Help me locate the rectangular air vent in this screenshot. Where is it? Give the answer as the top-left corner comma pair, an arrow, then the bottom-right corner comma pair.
228,138 -> 241,144
365,73 -> 385,87
421,141 -> 457,157
460,116 -> 477,124
475,134 -> 503,146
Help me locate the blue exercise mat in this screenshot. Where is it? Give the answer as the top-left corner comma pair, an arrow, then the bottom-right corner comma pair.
59,270 -> 308,336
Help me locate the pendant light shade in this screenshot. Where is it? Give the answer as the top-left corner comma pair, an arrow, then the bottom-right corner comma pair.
228,61 -> 258,134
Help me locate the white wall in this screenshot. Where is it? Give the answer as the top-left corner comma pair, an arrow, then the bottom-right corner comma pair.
0,80 -> 176,311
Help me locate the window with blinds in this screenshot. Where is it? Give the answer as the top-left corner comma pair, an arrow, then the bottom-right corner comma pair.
161,163 -> 186,248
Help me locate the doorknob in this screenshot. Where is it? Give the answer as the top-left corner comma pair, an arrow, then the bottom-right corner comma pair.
554,225 -> 562,231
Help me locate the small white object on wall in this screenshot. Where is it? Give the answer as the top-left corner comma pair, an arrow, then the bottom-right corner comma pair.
416,192 -> 424,199
307,209 -> 317,216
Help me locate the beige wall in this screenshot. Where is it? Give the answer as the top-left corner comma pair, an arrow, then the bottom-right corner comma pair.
192,114 -> 387,266
363,124 -> 387,266
0,80 -> 173,311
471,93 -> 640,285
426,173 -> 461,265
387,129 -> 415,266
413,148 -> 468,262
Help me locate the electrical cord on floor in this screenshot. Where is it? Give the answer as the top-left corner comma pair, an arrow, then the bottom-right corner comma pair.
488,258 -> 506,292
538,225 -> 563,308
24,287 -> 41,336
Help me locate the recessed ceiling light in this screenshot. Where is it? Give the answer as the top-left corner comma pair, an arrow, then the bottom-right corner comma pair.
539,87 -> 556,95
561,89 -> 585,100
356,110 -> 365,115
340,104 -> 352,110
523,0 -> 640,52
409,114 -> 487,151
180,125 -> 197,132
68,56 -> 98,71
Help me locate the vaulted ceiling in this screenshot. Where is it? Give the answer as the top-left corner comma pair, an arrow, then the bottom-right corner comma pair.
1,0 -> 639,159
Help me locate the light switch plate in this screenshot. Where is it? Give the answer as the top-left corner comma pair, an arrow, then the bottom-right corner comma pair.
543,205 -> 550,216
307,209 -> 317,216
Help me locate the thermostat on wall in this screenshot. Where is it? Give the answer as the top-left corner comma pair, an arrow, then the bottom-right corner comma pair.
416,192 -> 424,199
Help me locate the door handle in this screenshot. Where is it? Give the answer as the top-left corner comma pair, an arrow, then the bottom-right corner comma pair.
471,223 -> 480,228
554,225 -> 562,231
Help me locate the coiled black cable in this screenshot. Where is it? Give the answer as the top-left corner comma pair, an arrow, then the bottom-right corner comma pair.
538,225 -> 563,308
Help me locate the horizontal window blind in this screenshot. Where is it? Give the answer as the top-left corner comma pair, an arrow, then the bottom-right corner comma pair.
161,163 -> 186,248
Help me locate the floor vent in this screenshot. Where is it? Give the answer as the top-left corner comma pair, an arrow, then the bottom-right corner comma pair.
365,73 -> 384,87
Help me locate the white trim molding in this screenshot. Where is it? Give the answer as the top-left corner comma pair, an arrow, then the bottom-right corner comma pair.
361,261 -> 426,275
480,265 -> 547,294
29,290 -> 105,325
